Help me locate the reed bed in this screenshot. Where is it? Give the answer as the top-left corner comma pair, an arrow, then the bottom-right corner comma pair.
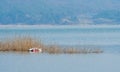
44,47 -> 103,54
0,37 -> 103,54
0,37 -> 44,51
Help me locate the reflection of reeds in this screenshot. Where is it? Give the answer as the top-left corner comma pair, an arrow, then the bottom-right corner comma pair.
0,37 -> 103,54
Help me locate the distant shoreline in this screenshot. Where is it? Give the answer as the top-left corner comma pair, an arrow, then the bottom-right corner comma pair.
0,24 -> 120,29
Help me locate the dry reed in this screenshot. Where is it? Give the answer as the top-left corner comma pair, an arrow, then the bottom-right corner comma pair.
0,37 -> 44,51
0,37 -> 103,54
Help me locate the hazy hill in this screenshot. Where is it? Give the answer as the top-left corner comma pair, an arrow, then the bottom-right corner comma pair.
0,0 -> 120,25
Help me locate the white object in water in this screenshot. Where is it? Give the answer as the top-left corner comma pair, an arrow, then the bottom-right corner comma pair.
29,48 -> 42,53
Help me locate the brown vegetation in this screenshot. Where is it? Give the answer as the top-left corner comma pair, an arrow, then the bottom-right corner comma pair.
0,37 -> 103,54
0,37 -> 44,51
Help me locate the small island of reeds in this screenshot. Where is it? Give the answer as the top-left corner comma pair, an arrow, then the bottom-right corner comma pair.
0,36 -> 103,54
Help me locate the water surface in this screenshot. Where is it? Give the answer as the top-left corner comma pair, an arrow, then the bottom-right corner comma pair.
0,25 -> 120,72
0,52 -> 120,72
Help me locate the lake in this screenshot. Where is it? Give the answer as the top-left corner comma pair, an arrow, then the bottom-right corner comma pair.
0,25 -> 120,72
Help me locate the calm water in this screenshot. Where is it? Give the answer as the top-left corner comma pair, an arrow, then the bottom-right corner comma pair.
1,25 -> 120,46
0,25 -> 120,72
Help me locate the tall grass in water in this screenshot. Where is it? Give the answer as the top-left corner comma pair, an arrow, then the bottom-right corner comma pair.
0,36 -> 103,54
0,37 -> 44,51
